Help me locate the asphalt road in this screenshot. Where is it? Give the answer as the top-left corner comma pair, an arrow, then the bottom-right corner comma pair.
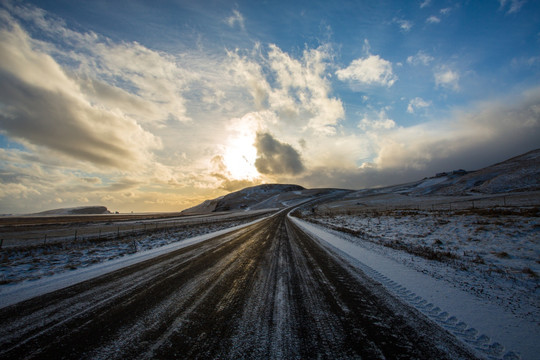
0,211 -> 478,359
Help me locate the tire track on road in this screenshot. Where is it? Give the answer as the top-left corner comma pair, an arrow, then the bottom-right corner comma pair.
0,210 -> 481,359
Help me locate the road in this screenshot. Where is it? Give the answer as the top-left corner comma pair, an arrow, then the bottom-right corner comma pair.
0,211 -> 478,359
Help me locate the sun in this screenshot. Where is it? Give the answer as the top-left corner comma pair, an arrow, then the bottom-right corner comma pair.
222,132 -> 260,180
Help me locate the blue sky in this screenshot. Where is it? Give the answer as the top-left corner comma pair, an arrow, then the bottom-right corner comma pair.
0,0 -> 539,213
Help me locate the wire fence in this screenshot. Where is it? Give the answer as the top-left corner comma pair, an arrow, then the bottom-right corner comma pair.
0,211 -> 274,249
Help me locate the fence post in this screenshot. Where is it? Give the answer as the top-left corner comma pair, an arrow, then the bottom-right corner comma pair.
44,234 -> 47,245
117,227 -> 120,239
98,229 -> 101,241
0,238 -> 3,249
74,230 -> 78,242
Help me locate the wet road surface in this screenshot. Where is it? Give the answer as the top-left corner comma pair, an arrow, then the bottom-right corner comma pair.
0,211 -> 478,359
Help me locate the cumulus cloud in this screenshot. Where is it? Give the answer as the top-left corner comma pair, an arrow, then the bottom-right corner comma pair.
420,0 -> 431,8
407,97 -> 431,113
254,133 -> 304,175
229,44 -> 344,134
426,16 -> 440,24
434,66 -> 460,91
336,54 -> 397,88
407,51 -> 434,66
0,16 -> 161,169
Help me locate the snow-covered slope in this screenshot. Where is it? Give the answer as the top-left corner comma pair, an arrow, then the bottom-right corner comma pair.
346,148 -> 539,198
431,148 -> 540,195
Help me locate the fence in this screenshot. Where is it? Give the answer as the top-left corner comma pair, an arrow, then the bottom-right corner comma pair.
0,211 -> 273,249
313,192 -> 540,216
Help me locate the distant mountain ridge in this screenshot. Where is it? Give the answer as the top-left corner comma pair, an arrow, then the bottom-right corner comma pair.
31,206 -> 111,216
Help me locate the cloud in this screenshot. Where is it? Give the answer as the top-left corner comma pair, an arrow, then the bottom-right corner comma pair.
207,154 -> 261,192
0,17 -> 161,169
407,97 -> 431,113
407,51 -> 434,66
427,7 -> 453,24
434,66 -> 460,91
81,177 -> 102,184
440,7 -> 452,15
393,19 -> 413,32
226,9 -> 245,30
296,88 -> 540,190
371,89 -> 540,172
511,55 -> 540,69
420,0 -> 431,8
358,110 -> 396,131
3,2 -> 193,125
229,43 -> 344,134
499,0 -> 527,14
218,177 -> 261,192
336,54 -> 397,88
254,133 -> 304,175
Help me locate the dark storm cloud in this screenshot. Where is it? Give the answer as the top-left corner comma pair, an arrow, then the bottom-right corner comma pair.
254,132 -> 305,175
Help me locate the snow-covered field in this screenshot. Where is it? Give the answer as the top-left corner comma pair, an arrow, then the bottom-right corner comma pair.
0,213 -> 271,285
291,204 -> 539,359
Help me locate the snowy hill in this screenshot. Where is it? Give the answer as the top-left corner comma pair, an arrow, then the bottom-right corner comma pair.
31,206 -> 111,216
349,148 -> 540,198
427,148 -> 540,195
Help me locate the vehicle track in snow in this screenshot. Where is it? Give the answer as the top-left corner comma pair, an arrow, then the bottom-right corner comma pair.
0,211 -> 479,359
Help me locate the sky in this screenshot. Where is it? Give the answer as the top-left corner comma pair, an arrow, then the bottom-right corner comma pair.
0,0 -> 539,214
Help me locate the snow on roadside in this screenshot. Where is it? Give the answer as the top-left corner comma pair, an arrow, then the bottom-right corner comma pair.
0,214 -> 274,285
302,208 -> 539,323
0,215 -> 271,309
289,214 -> 539,360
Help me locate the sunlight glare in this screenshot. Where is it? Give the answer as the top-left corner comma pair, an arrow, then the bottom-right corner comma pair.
222,131 -> 260,180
